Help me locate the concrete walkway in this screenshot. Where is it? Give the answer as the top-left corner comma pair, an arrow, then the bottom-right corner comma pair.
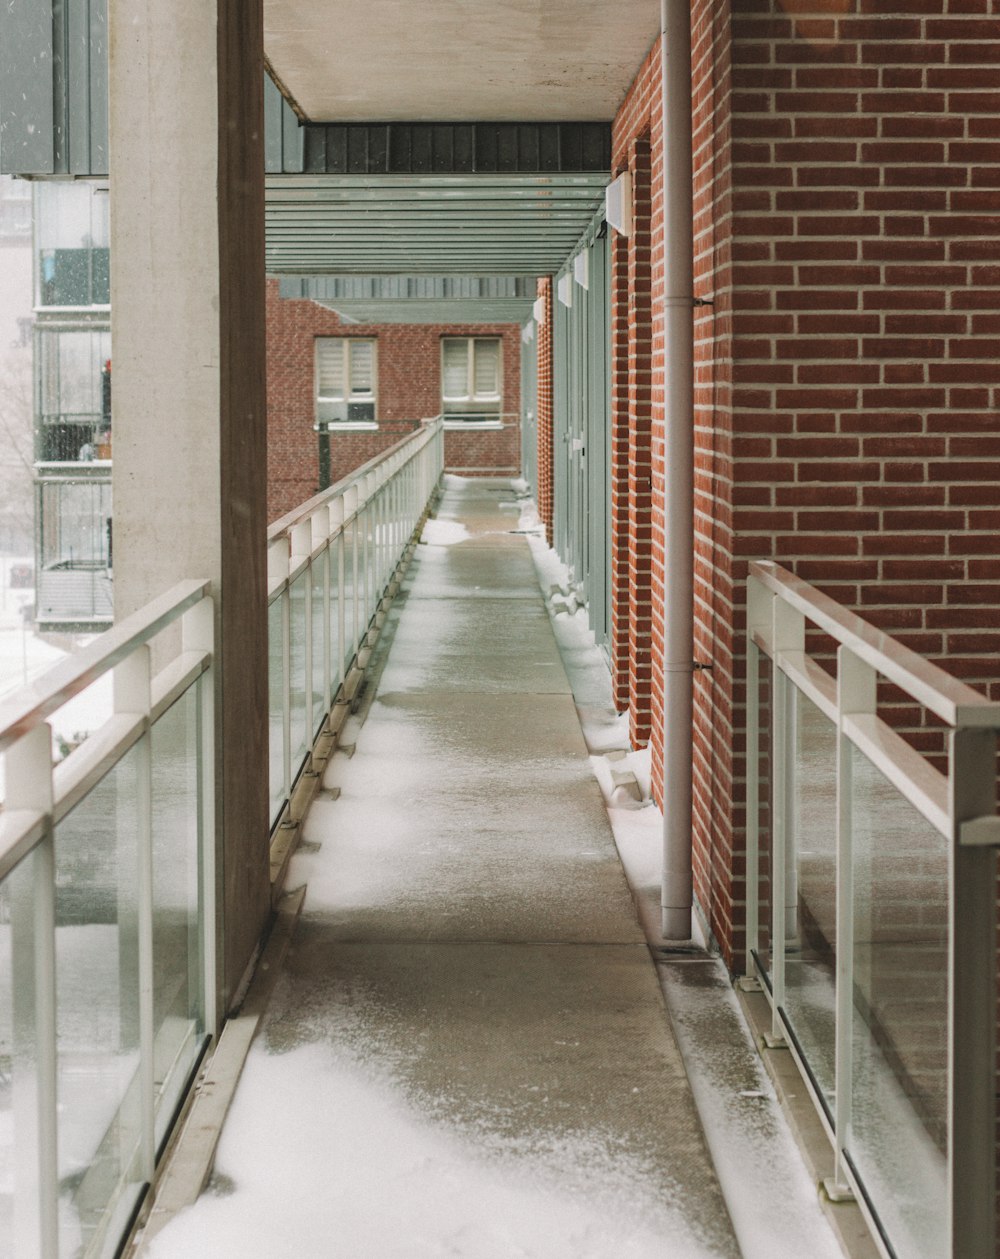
148,478 -> 742,1258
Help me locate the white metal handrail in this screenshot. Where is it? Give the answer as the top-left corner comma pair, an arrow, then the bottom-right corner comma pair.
266,419 -> 444,829
0,579 -> 216,1259
746,560 -> 1000,1259
0,419 -> 445,1258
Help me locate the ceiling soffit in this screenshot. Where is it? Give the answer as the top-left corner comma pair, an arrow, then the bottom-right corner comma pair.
264,0 -> 658,123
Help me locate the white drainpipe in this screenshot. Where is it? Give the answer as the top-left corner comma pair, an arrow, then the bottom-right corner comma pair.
660,0 -> 695,940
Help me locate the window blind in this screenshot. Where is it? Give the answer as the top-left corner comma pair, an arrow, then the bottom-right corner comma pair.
349,340 -> 373,394
316,339 -> 345,398
442,340 -> 468,399
472,340 -> 500,398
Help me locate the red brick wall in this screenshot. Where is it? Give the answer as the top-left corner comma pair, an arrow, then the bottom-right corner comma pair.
265,279 -> 521,521
719,3 -> 1000,967
610,4 -> 1000,968
535,277 -> 554,546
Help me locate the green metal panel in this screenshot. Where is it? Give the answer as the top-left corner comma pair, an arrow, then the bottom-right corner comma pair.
262,88 -> 611,176
551,292 -> 570,563
0,0 -> 108,177
0,0 -> 56,173
276,273 -> 536,324
547,212 -> 612,650
265,74 -> 286,173
589,231 -> 612,649
520,324 -> 538,492
265,173 -> 608,276
87,0 -> 107,175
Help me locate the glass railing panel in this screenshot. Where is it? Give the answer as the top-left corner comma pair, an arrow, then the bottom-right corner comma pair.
150,687 -> 206,1149
848,744 -> 947,1259
311,558 -> 327,738
0,855 -> 33,1254
331,535 -> 344,693
0,876 -> 10,1252
268,597 -> 285,826
54,744 -> 145,1259
288,571 -> 309,780
342,519 -> 359,676
782,687 -> 837,1114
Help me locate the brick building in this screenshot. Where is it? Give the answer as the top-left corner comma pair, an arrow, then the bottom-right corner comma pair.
265,277 -> 522,520
2,2 -> 999,1254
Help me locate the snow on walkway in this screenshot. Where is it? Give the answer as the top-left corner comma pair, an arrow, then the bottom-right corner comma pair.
148,478 -> 740,1259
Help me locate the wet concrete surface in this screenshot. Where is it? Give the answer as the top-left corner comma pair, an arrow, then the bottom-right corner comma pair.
231,479 -> 743,1254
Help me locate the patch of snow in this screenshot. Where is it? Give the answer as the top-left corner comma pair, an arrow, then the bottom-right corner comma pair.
147,1042 -> 723,1259
658,964 -> 844,1259
522,511 -> 850,1259
420,518 -> 470,546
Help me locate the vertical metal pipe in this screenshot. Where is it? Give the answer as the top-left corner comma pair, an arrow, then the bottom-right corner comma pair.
660,0 -> 696,939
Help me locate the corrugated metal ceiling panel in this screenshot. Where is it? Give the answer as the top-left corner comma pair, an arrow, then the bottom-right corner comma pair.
265,173 -> 608,275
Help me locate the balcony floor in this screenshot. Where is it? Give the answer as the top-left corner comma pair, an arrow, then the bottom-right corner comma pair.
143,478 -> 843,1258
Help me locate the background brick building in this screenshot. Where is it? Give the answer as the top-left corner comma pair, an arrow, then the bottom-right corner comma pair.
266,278 -> 521,521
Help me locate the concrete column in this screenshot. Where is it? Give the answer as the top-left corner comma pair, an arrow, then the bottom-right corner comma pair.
109,0 -> 269,1013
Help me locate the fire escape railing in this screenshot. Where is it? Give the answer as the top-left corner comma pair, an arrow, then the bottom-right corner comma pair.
746,560 -> 1000,1259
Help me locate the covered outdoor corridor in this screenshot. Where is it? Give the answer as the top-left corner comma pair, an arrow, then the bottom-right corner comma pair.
3,2 -> 1000,1256
130,478 -> 847,1259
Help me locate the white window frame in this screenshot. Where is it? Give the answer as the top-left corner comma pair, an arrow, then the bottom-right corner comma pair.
315,337 -> 378,429
440,336 -> 503,427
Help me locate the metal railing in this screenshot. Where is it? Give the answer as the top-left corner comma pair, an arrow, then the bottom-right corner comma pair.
266,419 -> 444,830
0,579 -> 216,1259
0,418 -> 443,1259
746,560 -> 1000,1259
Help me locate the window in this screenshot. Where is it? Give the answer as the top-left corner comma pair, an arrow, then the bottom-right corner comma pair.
35,181 -> 110,307
441,337 -> 502,422
315,337 -> 377,425
36,327 -> 112,461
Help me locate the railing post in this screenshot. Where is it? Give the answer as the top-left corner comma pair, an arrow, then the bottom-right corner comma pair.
7,724 -> 58,1259
345,486 -> 360,661
311,506 -> 333,713
377,470 -> 387,591
182,595 -> 218,1038
744,574 -> 770,977
829,645 -> 874,1199
333,500 -> 346,689
291,521 -> 312,746
268,536 -> 292,809
949,725 -> 998,1259
114,645 -> 156,1182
